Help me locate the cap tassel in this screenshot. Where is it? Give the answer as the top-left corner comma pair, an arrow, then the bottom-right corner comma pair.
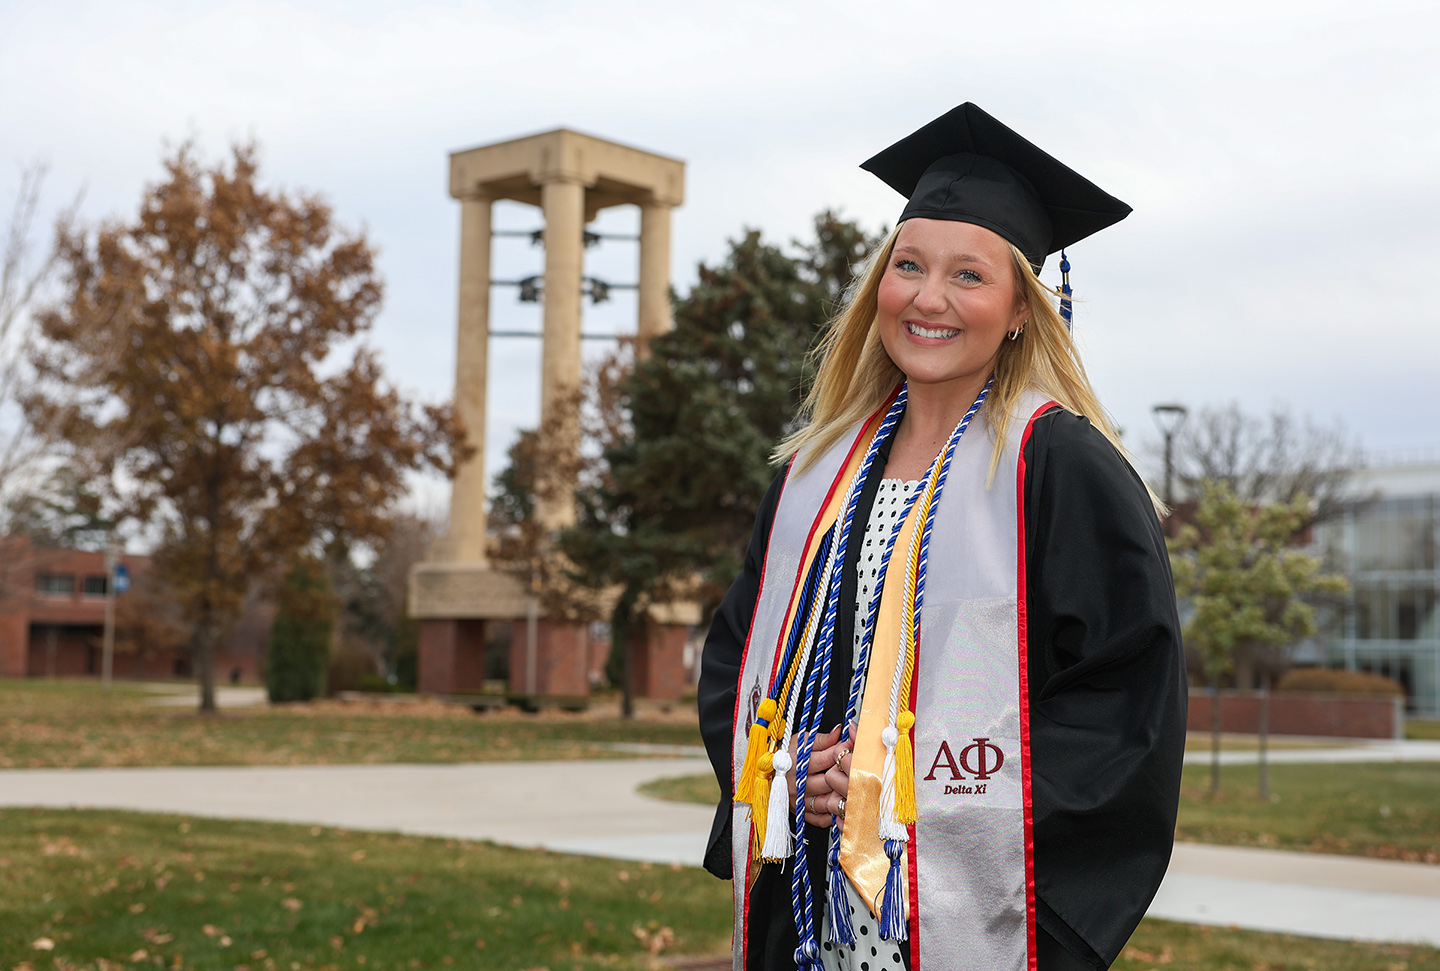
825,837 -> 857,945
1059,249 -> 1073,331
878,839 -> 909,941
894,710 -> 917,826
734,698 -> 777,807
759,748 -> 795,863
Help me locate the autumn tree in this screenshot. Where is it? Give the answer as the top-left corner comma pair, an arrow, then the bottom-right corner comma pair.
0,165 -> 87,608
547,212 -> 883,715
1168,481 -> 1347,795
1165,403 -> 1365,521
27,142 -> 462,712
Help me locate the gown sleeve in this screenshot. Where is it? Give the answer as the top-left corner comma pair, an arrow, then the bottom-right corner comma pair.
697,468 -> 787,880
1023,411 -> 1188,970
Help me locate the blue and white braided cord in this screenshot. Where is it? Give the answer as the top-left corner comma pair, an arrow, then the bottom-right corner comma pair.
787,388 -> 909,967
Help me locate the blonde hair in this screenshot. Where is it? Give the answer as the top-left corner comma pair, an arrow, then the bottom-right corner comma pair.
775,224 -> 1163,515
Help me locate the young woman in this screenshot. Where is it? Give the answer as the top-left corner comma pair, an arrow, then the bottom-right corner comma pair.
697,104 -> 1187,971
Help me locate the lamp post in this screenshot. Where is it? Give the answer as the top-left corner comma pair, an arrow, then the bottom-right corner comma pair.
1151,403 -> 1189,507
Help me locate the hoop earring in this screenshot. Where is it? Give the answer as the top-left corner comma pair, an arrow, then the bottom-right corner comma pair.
1008,319 -> 1027,340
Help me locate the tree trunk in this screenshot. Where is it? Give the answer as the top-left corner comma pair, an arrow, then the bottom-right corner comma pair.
1258,683 -> 1270,801
1210,684 -> 1222,798
613,592 -> 636,721
196,614 -> 217,715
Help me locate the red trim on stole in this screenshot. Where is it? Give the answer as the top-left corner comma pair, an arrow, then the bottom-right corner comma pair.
1016,401 -> 1056,971
734,388 -> 900,966
906,676 -> 921,969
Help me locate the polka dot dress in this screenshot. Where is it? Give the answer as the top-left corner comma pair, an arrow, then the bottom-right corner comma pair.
820,478 -> 917,971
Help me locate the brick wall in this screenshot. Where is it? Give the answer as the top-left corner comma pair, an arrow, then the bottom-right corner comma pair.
1187,690 -> 1402,739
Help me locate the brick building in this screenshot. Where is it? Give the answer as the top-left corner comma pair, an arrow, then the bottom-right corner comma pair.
0,538 -> 265,682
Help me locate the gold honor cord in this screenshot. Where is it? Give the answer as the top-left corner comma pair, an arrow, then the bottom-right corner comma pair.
735,412 -> 887,870
839,492 -> 923,913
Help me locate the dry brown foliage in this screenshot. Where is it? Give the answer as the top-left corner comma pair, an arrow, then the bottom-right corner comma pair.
26,141 -> 466,711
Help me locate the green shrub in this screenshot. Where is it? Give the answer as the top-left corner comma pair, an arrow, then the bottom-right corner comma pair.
1278,667 -> 1404,696
265,558 -> 334,703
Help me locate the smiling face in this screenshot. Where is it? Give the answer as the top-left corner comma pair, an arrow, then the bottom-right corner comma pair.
877,218 -> 1028,403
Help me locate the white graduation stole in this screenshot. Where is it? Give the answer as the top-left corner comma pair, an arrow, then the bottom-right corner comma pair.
727,390 -> 1056,971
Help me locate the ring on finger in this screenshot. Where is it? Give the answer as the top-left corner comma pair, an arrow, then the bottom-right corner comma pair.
836,797 -> 846,817
834,748 -> 847,768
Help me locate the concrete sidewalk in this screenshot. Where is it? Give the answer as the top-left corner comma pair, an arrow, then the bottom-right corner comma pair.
1183,738 -> 1440,765
0,758 -> 716,863
2,759 -> 1438,947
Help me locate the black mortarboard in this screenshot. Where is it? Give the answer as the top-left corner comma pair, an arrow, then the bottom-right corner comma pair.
861,103 -> 1132,271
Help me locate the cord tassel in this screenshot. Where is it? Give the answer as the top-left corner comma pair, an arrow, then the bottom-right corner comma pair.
760,749 -> 794,863
894,710 -> 917,826
879,839 -> 908,941
877,725 -> 907,842
825,838 -> 856,945
749,750 -> 774,857
733,698 -> 777,806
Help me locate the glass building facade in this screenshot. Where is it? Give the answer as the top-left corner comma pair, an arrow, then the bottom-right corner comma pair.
1315,463 -> 1440,715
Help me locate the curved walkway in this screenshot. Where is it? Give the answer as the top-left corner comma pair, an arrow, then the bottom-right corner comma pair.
2,758 -> 1437,948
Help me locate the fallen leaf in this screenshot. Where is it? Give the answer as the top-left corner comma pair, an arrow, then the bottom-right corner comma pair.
30,938 -> 55,951
130,950 -> 149,962
202,925 -> 223,938
329,936 -> 344,950
281,898 -> 303,912
616,870 -> 630,882
219,936 -> 232,947
129,903 -> 147,914
351,851 -> 366,862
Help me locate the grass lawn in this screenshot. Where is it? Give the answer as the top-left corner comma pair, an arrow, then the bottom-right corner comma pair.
640,762 -> 1440,864
1183,732 -> 1353,753
1114,920 -> 1440,971
0,808 -> 731,971
3,809 -> 1437,971
1406,719 -> 1440,741
1175,761 -> 1440,862
0,680 -> 702,769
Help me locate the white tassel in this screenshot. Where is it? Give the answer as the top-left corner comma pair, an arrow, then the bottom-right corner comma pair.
877,725 -> 907,842
760,749 -> 795,862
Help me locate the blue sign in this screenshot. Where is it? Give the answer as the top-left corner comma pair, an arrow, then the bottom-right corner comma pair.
114,563 -> 130,595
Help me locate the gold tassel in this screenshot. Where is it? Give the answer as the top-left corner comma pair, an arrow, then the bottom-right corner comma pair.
734,698 -> 777,806
894,709 -> 917,826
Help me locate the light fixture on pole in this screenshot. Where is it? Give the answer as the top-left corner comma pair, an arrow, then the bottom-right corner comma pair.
1151,403 -> 1188,507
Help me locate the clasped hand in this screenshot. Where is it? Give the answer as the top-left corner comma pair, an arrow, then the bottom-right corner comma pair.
785,723 -> 855,828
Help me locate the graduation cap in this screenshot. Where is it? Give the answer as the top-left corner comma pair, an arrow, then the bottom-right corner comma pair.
861,103 -> 1131,272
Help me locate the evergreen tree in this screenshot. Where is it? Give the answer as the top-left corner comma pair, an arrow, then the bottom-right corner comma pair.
266,557 -> 335,703
557,212 -> 883,715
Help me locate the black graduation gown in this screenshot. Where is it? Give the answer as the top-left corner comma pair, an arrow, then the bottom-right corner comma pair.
697,410 -> 1187,971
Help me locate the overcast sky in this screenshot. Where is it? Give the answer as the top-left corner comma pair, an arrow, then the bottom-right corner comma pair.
4,0 -> 1438,515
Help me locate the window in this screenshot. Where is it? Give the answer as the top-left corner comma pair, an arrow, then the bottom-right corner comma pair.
35,574 -> 76,596
82,575 -> 108,596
